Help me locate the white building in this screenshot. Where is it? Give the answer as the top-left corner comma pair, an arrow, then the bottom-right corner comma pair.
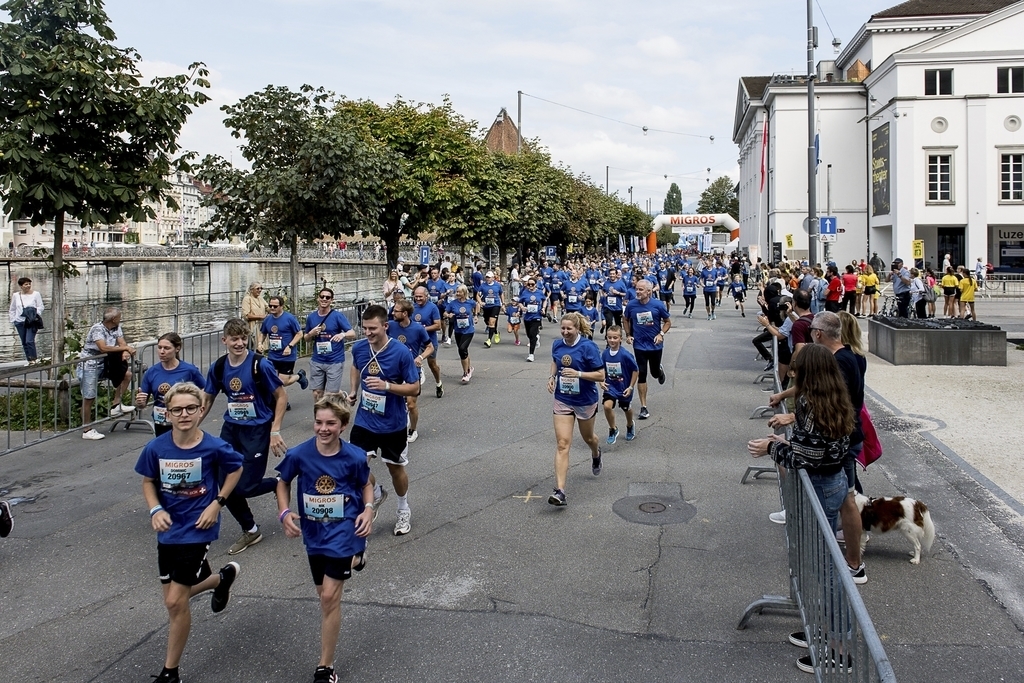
734,0 -> 1024,270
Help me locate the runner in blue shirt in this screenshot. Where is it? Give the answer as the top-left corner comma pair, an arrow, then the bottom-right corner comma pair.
388,299 -> 434,444
729,274 -> 748,317
701,261 -> 720,320
715,261 -> 729,306
444,285 -> 479,384
505,300 -> 522,347
136,382 -> 243,683
275,395 -> 373,683
581,296 -> 600,338
656,262 -> 676,314
136,332 -> 206,436
518,277 -> 546,362
681,267 -> 699,318
259,295 -> 309,392
412,286 -> 445,398
546,312 -> 605,507
200,318 -> 288,556
601,269 -> 629,333
425,267 -> 450,307
476,271 -> 505,347
600,325 -> 638,444
623,280 -> 671,420
302,288 -> 355,403
346,305 -> 420,537
547,266 -> 564,322
563,270 -> 588,314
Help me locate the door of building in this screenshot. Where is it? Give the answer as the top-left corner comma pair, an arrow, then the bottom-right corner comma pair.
936,227 -> 965,270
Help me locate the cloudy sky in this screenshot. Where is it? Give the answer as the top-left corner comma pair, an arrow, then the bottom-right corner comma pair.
102,0 -> 897,212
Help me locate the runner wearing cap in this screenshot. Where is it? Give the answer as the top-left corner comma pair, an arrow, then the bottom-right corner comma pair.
476,271 -> 504,348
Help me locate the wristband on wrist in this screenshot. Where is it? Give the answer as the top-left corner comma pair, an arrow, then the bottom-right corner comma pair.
149,505 -> 163,517
279,508 -> 291,523
271,431 -> 281,436
384,381 -> 390,391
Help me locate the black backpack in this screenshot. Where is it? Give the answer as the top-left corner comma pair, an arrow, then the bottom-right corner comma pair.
210,352 -> 274,405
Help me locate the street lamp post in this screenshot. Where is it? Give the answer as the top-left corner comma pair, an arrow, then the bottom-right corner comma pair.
806,0 -> 819,266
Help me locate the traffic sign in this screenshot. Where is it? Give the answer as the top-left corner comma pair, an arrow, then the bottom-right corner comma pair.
419,244 -> 430,265
819,234 -> 836,243
819,216 -> 837,235
785,234 -> 794,249
912,239 -> 925,260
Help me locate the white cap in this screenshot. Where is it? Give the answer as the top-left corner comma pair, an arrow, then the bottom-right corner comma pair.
485,271 -> 494,277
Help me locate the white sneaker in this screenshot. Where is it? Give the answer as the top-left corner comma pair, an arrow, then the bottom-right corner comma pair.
769,510 -> 786,524
82,429 -> 105,440
526,354 -> 534,362
394,509 -> 411,536
407,429 -> 418,443
444,338 -> 451,346
109,404 -> 124,417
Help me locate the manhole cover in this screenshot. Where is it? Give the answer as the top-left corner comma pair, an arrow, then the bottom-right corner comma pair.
639,502 -> 667,513
613,492 -> 696,526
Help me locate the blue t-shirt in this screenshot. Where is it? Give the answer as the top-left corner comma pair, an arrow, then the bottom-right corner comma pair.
505,302 -> 522,325
701,268 -> 718,292
602,346 -> 639,399
411,301 -> 442,347
471,270 -> 484,291
586,269 -> 603,292
551,336 -> 604,406
683,274 -> 699,296
388,320 -> 430,358
260,312 -> 301,362
730,281 -> 747,298
518,289 -> 545,321
624,297 -> 670,352
445,299 -> 477,335
204,352 -> 284,425
581,303 -> 600,329
276,437 -> 370,558
563,279 -> 588,311
657,268 -> 675,294
425,278 -> 450,305
134,432 -> 243,545
715,266 -> 729,286
350,338 -> 419,433
140,361 -> 206,426
477,281 -> 504,308
548,275 -> 563,297
304,309 -> 353,365
602,280 -> 629,311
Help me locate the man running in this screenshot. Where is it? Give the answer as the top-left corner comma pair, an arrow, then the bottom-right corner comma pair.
476,271 -> 504,348
388,299 -> 433,443
701,260 -> 719,320
260,295 -> 309,393
623,280 -> 671,420
601,268 -> 629,331
302,288 -> 355,403
518,276 -> 545,362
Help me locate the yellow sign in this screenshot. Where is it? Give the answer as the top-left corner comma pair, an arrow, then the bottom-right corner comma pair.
785,234 -> 794,249
912,239 -> 924,260
566,243 -> 574,254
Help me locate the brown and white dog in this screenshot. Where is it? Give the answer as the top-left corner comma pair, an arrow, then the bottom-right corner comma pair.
855,494 -> 935,564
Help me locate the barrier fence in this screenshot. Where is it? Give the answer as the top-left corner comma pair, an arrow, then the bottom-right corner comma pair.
1,301 -> 371,457
738,332 -> 896,681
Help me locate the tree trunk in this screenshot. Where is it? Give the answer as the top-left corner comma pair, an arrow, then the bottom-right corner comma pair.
289,234 -> 300,312
384,224 -> 400,271
51,211 -> 67,365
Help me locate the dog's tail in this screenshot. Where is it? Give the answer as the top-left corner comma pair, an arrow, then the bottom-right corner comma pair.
915,500 -> 935,553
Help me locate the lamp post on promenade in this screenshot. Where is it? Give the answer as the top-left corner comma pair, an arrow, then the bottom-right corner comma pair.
806,0 -> 819,266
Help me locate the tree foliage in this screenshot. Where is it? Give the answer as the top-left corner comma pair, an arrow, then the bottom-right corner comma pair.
663,182 -> 682,215
196,85 -> 400,299
697,176 -> 739,224
656,224 -> 677,248
0,0 -> 209,362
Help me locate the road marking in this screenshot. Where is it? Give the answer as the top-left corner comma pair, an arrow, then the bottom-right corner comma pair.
513,490 -> 540,503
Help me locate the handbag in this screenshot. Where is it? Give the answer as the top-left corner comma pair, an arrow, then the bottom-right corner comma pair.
20,294 -> 44,330
923,284 -> 937,303
856,405 -> 883,469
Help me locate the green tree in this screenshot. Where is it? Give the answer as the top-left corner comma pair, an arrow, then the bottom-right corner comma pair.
0,0 -> 209,363
196,85 -> 399,302
337,97 -> 490,269
697,176 -> 740,229
656,224 -> 677,248
663,182 -> 682,215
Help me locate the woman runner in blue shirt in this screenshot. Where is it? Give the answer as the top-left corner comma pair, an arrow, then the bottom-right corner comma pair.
136,332 -> 206,436
444,284 -> 478,384
547,312 -> 605,507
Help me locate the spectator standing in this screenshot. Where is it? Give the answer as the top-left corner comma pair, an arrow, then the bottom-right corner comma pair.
241,282 -> 269,350
9,276 -> 44,363
890,258 -> 912,317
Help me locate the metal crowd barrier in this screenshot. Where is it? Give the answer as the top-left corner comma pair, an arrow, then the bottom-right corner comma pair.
737,415 -> 897,681
2,301 -> 372,457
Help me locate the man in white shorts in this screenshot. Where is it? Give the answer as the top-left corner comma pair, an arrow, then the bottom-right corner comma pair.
302,288 -> 355,401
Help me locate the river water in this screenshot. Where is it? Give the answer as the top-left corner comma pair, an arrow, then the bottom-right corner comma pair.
2,260 -> 387,362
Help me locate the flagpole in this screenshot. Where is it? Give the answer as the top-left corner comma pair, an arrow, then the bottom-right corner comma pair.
807,0 -> 818,266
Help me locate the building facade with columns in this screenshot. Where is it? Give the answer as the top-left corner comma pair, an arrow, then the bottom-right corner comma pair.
734,0 -> 1024,270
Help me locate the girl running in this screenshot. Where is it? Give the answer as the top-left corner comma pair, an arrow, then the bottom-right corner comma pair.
600,326 -> 638,444
136,332 -> 206,436
444,285 -> 478,384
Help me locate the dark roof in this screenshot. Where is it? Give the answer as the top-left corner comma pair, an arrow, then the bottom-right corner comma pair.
741,76 -> 772,100
872,0 -> 1018,18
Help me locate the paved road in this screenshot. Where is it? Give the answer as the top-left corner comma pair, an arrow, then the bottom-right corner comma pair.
2,307 -> 1023,682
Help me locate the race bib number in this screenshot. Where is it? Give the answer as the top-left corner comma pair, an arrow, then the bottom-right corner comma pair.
485,296 -> 496,305
636,311 -> 654,326
456,317 -> 469,329
302,493 -> 344,523
227,401 -> 257,420
606,296 -> 617,307
316,340 -> 333,355
361,390 -> 386,416
153,405 -> 167,425
527,304 -> 539,313
568,295 -> 578,303
509,316 -> 521,325
159,457 -> 204,496
605,362 -> 622,380
685,286 -> 696,295
430,295 -> 439,303
269,337 -> 283,351
558,375 -> 580,395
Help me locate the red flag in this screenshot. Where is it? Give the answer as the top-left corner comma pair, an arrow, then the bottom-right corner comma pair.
759,115 -> 769,194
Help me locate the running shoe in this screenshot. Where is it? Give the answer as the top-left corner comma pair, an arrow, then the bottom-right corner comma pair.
313,665 -> 339,683
371,488 -> 388,523
849,562 -> 867,585
687,313 -> 692,318
228,529 -> 263,555
0,500 -> 13,537
407,429 -> 419,443
151,669 -> 181,683
109,404 -> 126,417
484,339 -> 492,348
707,315 -> 712,320
211,562 -> 239,613
625,424 -> 636,441
607,427 -> 619,445
466,366 -> 474,381
526,354 -> 534,362
436,382 -> 444,398
394,509 -> 411,536
769,510 -> 786,524
297,368 -> 309,390
638,406 -> 650,420
547,488 -> 567,506
592,449 -> 603,476
444,338 -> 451,346
494,333 -> 500,344
461,373 -> 470,384
712,313 -> 717,320
514,339 -> 521,346
82,429 -> 105,440
657,366 -> 666,385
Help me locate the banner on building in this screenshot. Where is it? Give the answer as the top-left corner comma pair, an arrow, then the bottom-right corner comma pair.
871,123 -> 890,217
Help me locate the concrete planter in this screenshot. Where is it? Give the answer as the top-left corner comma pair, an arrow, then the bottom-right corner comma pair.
868,318 -> 1006,366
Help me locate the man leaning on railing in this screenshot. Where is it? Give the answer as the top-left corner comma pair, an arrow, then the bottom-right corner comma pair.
79,307 -> 136,440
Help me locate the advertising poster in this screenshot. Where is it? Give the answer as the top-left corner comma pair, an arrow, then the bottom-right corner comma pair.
872,123 -> 890,217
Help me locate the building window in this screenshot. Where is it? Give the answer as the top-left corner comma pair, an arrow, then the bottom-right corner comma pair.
1001,153 -> 1023,201
925,69 -> 953,96
997,67 -> 1024,94
927,154 -> 953,202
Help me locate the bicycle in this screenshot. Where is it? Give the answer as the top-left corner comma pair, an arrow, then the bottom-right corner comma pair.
879,295 -> 899,317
